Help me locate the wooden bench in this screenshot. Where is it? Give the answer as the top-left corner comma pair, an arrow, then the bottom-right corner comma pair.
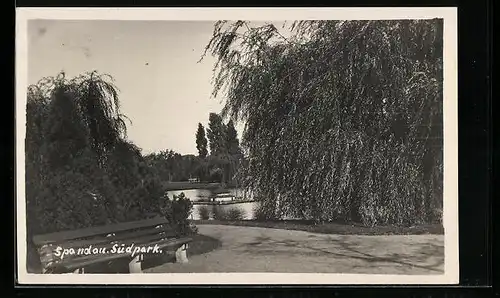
32,217 -> 193,274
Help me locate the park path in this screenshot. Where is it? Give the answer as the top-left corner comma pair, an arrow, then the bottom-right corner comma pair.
144,225 -> 444,274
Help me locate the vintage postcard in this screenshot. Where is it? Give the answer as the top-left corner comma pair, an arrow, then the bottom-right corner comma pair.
16,7 -> 458,284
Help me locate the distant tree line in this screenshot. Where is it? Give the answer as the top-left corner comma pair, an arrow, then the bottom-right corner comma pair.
145,113 -> 244,185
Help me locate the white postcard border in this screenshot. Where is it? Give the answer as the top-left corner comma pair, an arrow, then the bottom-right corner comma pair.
15,7 -> 458,285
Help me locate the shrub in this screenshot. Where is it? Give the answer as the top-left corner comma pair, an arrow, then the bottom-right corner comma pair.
198,205 -> 211,220
211,205 -> 227,221
211,205 -> 245,221
252,203 -> 277,221
160,192 -> 198,235
197,198 -> 213,203
226,207 -> 245,221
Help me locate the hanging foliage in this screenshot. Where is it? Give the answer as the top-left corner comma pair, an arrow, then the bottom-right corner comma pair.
201,20 -> 443,226
25,71 -> 164,236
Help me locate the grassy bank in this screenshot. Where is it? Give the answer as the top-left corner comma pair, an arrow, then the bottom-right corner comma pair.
163,182 -> 219,191
193,199 -> 255,205
192,220 -> 444,235
163,181 -> 239,191
186,233 -> 223,257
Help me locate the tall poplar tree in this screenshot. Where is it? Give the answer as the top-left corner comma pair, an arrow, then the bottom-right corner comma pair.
196,123 -> 208,158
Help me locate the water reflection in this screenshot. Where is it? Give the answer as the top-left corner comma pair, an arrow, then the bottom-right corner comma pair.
166,188 -> 252,201
165,188 -> 256,220
190,202 -> 258,220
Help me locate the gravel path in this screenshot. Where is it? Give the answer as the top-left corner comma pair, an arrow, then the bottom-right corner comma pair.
144,225 -> 444,274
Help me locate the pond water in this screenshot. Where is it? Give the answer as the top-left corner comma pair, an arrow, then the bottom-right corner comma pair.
190,201 -> 258,220
166,188 -> 257,220
165,188 -> 301,220
166,188 -> 251,201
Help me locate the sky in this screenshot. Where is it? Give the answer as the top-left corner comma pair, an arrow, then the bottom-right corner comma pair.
27,20 -> 259,155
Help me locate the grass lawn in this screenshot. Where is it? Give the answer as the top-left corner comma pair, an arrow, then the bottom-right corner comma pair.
192,219 -> 444,235
186,233 -> 223,257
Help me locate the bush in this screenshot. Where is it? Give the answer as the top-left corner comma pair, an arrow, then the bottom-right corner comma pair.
211,205 -> 227,221
211,205 -> 245,221
160,192 -> 198,235
198,205 -> 211,220
226,207 -> 245,221
252,202 -> 278,221
197,198 -> 213,203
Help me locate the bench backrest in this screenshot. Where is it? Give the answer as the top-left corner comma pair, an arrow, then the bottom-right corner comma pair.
33,217 -> 176,249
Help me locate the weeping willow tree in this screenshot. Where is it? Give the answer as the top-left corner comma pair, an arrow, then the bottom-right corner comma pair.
25,71 -> 163,236
201,20 -> 443,226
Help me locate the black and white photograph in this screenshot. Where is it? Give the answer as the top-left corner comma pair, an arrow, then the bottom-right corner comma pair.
16,8 -> 458,284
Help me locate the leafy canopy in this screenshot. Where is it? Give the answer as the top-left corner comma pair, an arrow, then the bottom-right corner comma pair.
201,20 -> 443,226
